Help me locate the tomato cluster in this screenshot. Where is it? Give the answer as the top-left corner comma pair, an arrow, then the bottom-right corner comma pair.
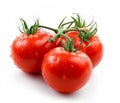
11,14 -> 103,93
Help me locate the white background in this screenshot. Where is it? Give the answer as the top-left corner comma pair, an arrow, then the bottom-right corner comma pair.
0,0 -> 120,103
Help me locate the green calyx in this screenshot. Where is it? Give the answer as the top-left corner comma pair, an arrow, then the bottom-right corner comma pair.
19,19 -> 39,35
71,13 -> 97,43
60,34 -> 82,52
71,13 -> 86,28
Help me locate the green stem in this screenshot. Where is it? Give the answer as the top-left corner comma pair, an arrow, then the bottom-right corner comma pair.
49,28 -> 64,42
39,25 -> 58,33
62,21 -> 74,26
63,28 -> 79,33
60,33 -> 72,51
61,33 -> 72,40
49,33 -> 60,42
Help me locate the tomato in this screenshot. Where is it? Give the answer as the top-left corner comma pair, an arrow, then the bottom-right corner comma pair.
85,35 -> 103,68
11,19 -> 56,74
42,47 -> 92,93
57,31 -> 103,68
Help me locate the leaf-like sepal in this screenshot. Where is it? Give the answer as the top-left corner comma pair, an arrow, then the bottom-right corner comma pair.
19,19 -> 39,35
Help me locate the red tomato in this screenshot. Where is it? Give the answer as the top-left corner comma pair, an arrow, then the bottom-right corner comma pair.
11,29 -> 56,74
85,35 -> 103,68
57,31 -> 103,68
42,47 -> 92,93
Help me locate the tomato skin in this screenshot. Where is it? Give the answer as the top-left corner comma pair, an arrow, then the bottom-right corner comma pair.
42,47 -> 92,93
57,31 -> 103,68
11,29 -> 56,74
85,35 -> 103,68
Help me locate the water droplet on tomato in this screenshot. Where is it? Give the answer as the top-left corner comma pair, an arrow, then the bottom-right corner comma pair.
70,64 -> 74,68
50,56 -> 59,63
35,52 -> 38,56
62,75 -> 67,80
53,57 -> 57,61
